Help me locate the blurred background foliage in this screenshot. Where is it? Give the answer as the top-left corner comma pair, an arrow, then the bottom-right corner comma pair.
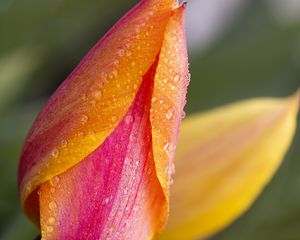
0,0 -> 299,239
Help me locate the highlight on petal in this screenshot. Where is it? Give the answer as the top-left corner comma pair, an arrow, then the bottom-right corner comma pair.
159,92 -> 299,240
18,0 -> 189,239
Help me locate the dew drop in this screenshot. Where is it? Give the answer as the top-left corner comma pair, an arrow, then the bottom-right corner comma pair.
113,59 -> 119,65
101,72 -> 108,81
166,108 -> 174,120
168,160 -> 175,175
49,201 -> 57,210
124,157 -> 130,164
185,72 -> 191,84
48,217 -> 56,224
181,111 -> 186,119
163,142 -> 169,152
81,115 -> 89,124
112,116 -> 118,122
54,176 -> 60,184
26,183 -> 31,191
126,51 -> 132,57
118,49 -> 125,56
131,62 -> 136,66
61,139 -> 68,147
78,131 -> 84,137
151,97 -> 157,103
135,160 -> 140,166
125,115 -> 133,124
174,74 -> 180,82
104,197 -> 110,205
47,226 -> 54,233
51,148 -> 59,158
92,90 -> 102,100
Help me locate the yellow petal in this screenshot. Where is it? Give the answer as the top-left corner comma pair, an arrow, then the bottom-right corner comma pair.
159,92 -> 299,240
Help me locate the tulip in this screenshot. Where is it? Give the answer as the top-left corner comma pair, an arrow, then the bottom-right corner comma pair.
18,0 -> 188,239
18,0 -> 299,239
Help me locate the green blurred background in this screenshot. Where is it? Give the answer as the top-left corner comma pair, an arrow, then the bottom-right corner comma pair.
0,0 -> 299,239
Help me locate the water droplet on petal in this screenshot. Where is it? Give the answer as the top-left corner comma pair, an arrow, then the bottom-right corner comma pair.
49,201 -> 57,210
125,115 -> 133,124
181,111 -> 186,119
174,74 -> 180,82
118,49 -> 125,56
48,217 -> 56,224
112,116 -> 118,122
101,72 -> 108,81
104,197 -> 110,205
163,142 -> 169,152
26,183 -> 31,191
81,115 -> 89,124
51,148 -> 59,158
61,139 -> 68,147
54,176 -> 60,184
47,226 -> 54,233
126,51 -> 132,57
151,97 -> 157,103
166,108 -> 174,120
92,90 -> 102,100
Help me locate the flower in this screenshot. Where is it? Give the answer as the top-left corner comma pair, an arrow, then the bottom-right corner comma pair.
18,0 -> 188,239
18,0 -> 299,239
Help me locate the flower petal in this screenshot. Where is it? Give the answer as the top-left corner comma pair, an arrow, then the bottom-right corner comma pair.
18,0 -> 175,223
38,6 -> 189,239
150,5 -> 189,199
39,62 -> 166,240
159,92 -> 299,240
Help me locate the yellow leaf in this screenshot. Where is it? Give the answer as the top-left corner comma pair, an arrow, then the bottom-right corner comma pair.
159,92 -> 299,240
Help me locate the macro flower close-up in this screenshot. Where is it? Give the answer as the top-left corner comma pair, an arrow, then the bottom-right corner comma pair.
0,0 -> 299,240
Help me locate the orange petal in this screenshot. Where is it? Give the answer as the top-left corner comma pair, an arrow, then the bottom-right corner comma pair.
150,5 -> 189,201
